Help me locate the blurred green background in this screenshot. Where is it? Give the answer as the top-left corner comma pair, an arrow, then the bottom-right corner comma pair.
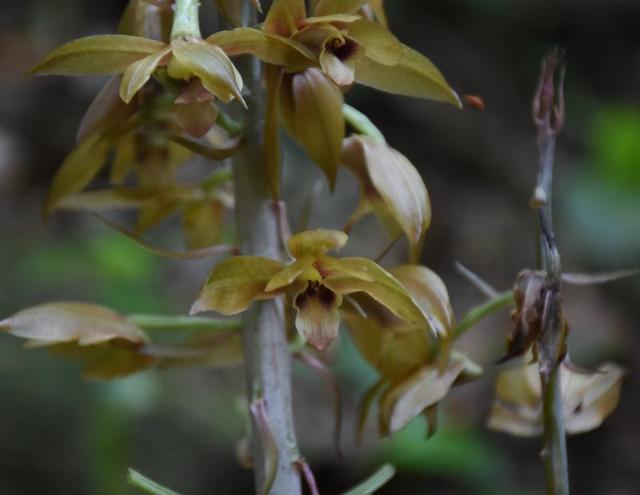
1,1 -> 639,494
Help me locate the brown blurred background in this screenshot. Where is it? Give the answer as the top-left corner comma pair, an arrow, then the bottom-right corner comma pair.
1,1 -> 639,494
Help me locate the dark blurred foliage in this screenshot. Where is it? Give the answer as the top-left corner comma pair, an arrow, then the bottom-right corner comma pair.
1,1 -> 639,494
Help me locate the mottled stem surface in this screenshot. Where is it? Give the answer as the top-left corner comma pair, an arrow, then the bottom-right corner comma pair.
233,2 -> 302,494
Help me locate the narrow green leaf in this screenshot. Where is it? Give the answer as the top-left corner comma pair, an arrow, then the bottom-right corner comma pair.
341,464 -> 396,495
342,104 -> 385,143
28,35 -> 165,76
127,314 -> 240,332
127,468 -> 181,495
454,291 -> 514,338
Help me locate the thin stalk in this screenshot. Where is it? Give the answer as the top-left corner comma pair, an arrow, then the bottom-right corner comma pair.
454,291 -> 514,338
531,50 -> 569,495
127,468 -> 180,495
343,104 -> 386,143
232,2 -> 302,493
128,314 -> 240,332
171,0 -> 202,39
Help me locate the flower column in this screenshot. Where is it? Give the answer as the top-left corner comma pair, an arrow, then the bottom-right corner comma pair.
232,1 -> 302,494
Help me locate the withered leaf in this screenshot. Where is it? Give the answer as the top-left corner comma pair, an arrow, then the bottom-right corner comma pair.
0,302 -> 148,346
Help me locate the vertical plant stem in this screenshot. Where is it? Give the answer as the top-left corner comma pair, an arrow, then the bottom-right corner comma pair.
531,50 -> 569,495
171,0 -> 202,39
232,2 -> 302,494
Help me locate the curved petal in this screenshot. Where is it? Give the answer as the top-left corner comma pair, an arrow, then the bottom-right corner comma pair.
354,44 -> 462,107
342,136 -> 431,258
344,18 -> 403,65
292,68 -> 345,188
191,256 -> 284,315
390,265 -> 454,337
171,38 -> 245,105
379,360 -> 465,435
323,257 -> 436,334
303,14 -> 361,24
294,283 -> 342,350
120,45 -> 172,103
320,49 -> 355,86
28,34 -> 166,76
207,28 -> 314,71
266,256 -> 317,292
287,229 -> 348,258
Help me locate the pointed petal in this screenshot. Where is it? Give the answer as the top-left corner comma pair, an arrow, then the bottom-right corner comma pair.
342,136 -> 431,256
191,256 -> 284,315
44,132 -> 114,216
77,75 -> 134,143
344,18 -> 403,65
390,265 -> 454,337
266,256 -> 316,292
292,68 -> 345,187
323,257 -> 435,333
379,360 -> 465,435
354,44 -> 462,107
28,35 -> 166,76
287,228 -> 348,258
120,45 -> 172,103
356,378 -> 388,443
303,14 -> 361,24
294,283 -> 342,350
171,38 -> 244,105
264,0 -> 306,36
207,28 -> 314,71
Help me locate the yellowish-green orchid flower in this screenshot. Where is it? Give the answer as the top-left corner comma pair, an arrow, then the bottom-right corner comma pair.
191,229 -> 438,350
341,135 -> 431,260
343,264 -> 481,437
208,0 -> 461,193
488,359 -> 624,437
28,29 -> 244,108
